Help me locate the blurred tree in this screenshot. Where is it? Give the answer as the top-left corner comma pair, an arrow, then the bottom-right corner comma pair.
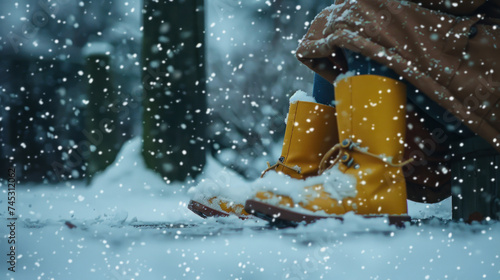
84,49 -> 120,182
141,0 -> 207,182
0,0 -> 142,183
0,56 -> 86,183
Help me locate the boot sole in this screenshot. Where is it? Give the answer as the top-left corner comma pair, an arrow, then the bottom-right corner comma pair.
188,200 -> 230,218
188,200 -> 249,220
245,199 -> 410,228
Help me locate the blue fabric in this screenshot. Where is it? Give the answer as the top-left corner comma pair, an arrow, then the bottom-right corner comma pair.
312,49 -> 398,106
312,73 -> 335,106
344,49 -> 399,79
311,48 -> 473,136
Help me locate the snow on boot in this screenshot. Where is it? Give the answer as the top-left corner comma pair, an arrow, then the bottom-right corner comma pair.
245,75 -> 412,226
188,98 -> 338,219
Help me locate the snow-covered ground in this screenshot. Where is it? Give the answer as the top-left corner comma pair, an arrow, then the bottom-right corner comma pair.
2,138 -> 499,280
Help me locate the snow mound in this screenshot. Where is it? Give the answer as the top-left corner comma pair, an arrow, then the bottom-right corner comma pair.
188,157 -> 253,203
189,157 -> 356,216
19,137 -> 198,223
91,137 -> 167,193
251,164 -> 356,211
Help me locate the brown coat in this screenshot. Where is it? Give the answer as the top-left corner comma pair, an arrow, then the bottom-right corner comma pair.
296,0 -> 500,152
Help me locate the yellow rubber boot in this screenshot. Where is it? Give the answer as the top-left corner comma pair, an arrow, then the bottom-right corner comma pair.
334,75 -> 408,216
188,101 -> 338,218
262,101 -> 339,179
245,75 -> 411,225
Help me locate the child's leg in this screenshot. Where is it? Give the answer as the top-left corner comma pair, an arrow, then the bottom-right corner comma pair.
312,73 -> 335,106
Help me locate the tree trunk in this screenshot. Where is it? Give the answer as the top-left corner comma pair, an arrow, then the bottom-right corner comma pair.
141,0 -> 207,182
84,52 -> 120,182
